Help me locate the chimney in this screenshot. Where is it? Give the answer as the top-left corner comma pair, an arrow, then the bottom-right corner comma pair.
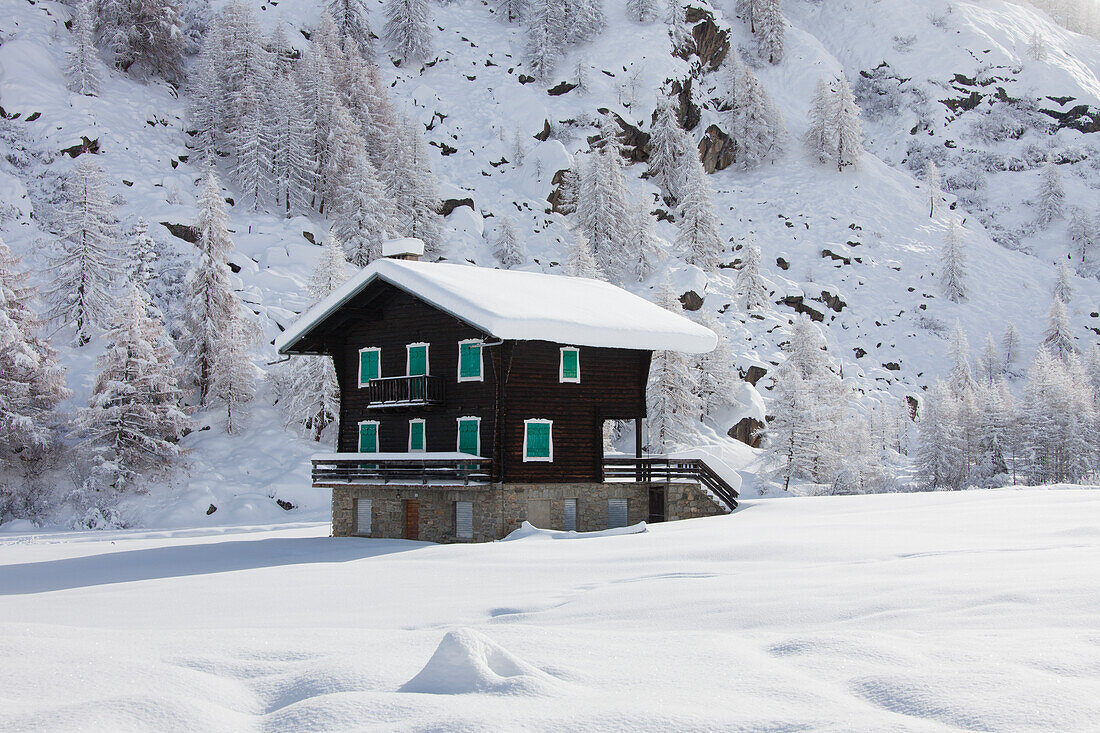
382,237 -> 425,261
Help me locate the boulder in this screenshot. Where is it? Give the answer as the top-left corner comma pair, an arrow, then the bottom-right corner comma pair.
698,124 -> 736,173
728,417 -> 764,448
679,290 -> 704,311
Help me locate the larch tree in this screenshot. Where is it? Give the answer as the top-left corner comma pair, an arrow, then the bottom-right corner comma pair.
575,129 -> 631,279
939,215 -> 968,303
1067,207 -> 1095,275
0,238 -> 71,470
68,0 -> 102,97
925,160 -> 943,218
1053,262 -> 1074,304
384,0 -> 433,65
333,138 -> 395,267
915,381 -> 966,490
268,72 -> 317,217
625,196 -> 662,282
646,278 -> 699,452
1041,297 -> 1076,361
977,333 -> 1002,386
525,0 -> 564,81
45,156 -> 120,345
1027,30 -> 1047,61
329,0 -> 375,56
803,77 -> 834,166
666,0 -> 692,56
1035,159 -> 1065,227
74,285 -> 188,494
627,0 -> 659,23
393,120 -> 444,259
496,0 -> 528,22
565,229 -> 605,280
755,0 -> 784,64
1002,322 -> 1021,373
726,60 -> 786,169
736,235 -> 770,311
126,218 -> 158,290
735,0 -> 759,31
211,315 -> 257,435
95,0 -> 186,82
493,215 -> 526,268
831,73 -> 864,171
693,313 -> 737,419
648,96 -> 691,205
675,149 -> 724,270
947,321 -> 975,397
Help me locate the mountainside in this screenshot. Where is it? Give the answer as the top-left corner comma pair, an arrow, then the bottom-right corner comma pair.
1,0 -> 1098,526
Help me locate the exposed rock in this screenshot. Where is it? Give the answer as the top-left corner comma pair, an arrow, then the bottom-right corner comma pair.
668,77 -> 701,131
906,395 -> 919,420
698,124 -> 735,173
818,290 -> 847,313
206,504 -> 217,515
1039,103 -> 1100,133
547,81 -> 578,96
821,248 -> 852,266
61,136 -> 99,158
742,365 -> 767,385
679,290 -> 704,311
276,499 -> 295,511
883,362 -> 901,371
440,198 -> 474,216
596,109 -> 651,163
691,17 -> 730,69
776,257 -> 790,270
728,417 -> 764,448
160,221 -> 199,243
853,347 -> 867,359
534,119 -> 552,142
781,295 -> 825,322
547,168 -> 571,213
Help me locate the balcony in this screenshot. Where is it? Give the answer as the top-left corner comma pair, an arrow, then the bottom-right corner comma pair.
602,456 -> 739,511
364,375 -> 445,409
312,453 -> 492,486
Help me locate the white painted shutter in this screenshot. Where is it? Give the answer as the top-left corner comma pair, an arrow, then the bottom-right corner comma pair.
356,498 -> 372,536
607,498 -> 628,529
455,501 -> 473,539
563,498 -> 577,532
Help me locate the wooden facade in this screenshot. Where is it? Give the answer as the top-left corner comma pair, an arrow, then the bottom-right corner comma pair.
296,280 -> 649,483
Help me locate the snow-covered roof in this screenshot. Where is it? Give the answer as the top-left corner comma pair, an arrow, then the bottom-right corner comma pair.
276,259 -> 717,354
381,238 -> 424,257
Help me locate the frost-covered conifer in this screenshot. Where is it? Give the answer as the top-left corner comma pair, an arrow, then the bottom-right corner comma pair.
627,0 -> 658,23
526,0 -> 564,81
804,77 -> 834,166
761,360 -> 815,492
666,0 -> 692,56
45,156 -> 120,345
1022,347 -> 1095,484
96,0 -> 186,82
493,216 -> 526,268
1067,207 -> 1095,274
831,73 -> 864,171
74,285 -> 188,494
939,216 -> 968,303
1041,297 -> 1076,361
925,160 -> 943,218
1035,159 -> 1065,226
646,279 -> 698,451
68,0 -> 102,97
0,238 -> 70,469
575,130 -> 631,278
211,316 -> 257,434
736,235 -> 769,311
1027,30 -> 1047,61
126,218 -> 158,290
625,197 -> 662,282
755,0 -> 784,64
726,60 -> 786,169
1002,322 -> 1020,373
233,74 -> 275,209
565,229 -> 605,280
977,333 -> 1001,386
1053,262 -> 1074,304
496,0 -> 528,22
648,96 -> 691,204
735,0 -> 758,31
916,381 -> 966,490
693,313 -> 737,419
948,321 -> 975,397
181,0 -> 210,55
334,140 -> 395,267
675,150 -> 724,270
391,120 -> 444,258
384,0 -> 433,64
268,73 -> 317,216
329,0 -> 375,56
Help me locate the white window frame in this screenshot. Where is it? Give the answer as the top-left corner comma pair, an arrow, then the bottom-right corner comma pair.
559,346 -> 580,383
456,339 -> 484,382
358,346 -> 381,388
358,420 -> 380,452
456,416 -> 482,456
408,418 -> 426,452
522,418 -> 554,462
406,341 -> 430,376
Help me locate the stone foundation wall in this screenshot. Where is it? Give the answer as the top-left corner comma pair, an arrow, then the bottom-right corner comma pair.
326,481 -> 730,543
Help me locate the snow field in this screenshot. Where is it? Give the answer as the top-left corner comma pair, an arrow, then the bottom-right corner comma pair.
2,488 -> 1099,730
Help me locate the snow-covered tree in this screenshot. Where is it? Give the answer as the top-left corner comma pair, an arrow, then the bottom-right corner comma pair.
493,216 -> 526,268
1035,159 -> 1065,227
68,0 -> 102,97
74,285 -> 188,494
526,0 -> 564,81
804,77 -> 833,166
574,133 -> 632,278
625,196 -> 662,282
693,313 -> 737,418
1053,262 -> 1074,304
675,150 -> 724,270
915,381 -> 966,490
1027,30 -> 1047,61
496,0 -> 528,22
736,235 -> 770,311
0,238 -> 70,470
924,160 -> 943,218
725,60 -> 786,170
333,138 -> 395,267
126,218 -> 158,290
384,0 -> 432,64
180,0 -> 210,55
211,316 -> 257,434
329,0 -> 375,56
831,73 -> 864,171
95,0 -> 186,82
666,0 -> 692,56
45,156 -> 120,345
648,95 -> 692,204
939,215 -> 968,303
565,229 -> 605,280
761,360 -> 816,492
947,321 -> 975,397
627,0 -> 658,23
755,0 -> 784,64
1002,322 -> 1021,373
387,120 -> 444,258
1022,347 -> 1095,484
646,279 -> 698,451
1067,207 -> 1095,275
977,333 -> 1001,386
1041,297 -> 1076,361
268,72 -> 317,217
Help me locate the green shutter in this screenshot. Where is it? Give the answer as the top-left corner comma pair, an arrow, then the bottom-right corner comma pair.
408,344 -> 428,376
561,349 -> 579,381
459,342 -> 481,379
409,420 -> 425,451
358,423 -> 378,453
359,349 -> 379,384
526,422 -> 551,459
458,419 -> 479,455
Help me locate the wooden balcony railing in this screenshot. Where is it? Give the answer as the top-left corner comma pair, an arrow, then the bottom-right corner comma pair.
365,375 -> 444,408
602,456 -> 739,511
312,453 -> 491,486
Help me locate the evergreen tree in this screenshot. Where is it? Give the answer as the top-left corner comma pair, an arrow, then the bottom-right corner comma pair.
329,0 -> 375,56
95,0 -> 186,82
736,235 -> 769,311
925,159 -> 943,218
1002,322 -> 1021,373
1035,159 -> 1065,226
74,285 -> 188,494
68,0 -> 102,97
804,77 -> 834,166
675,149 -> 724,270
493,216 -> 526,268
977,333 -> 1001,386
625,196 -> 662,282
126,218 -> 158,290
831,73 -> 864,171
755,0 -> 784,64
45,156 -> 120,345
627,0 -> 658,23
693,313 -> 737,418
726,60 -> 786,169
565,229 -> 605,280
915,381 -> 966,490
211,315 -> 257,434
268,72 -> 317,216
666,0 -> 692,56
736,0 -> 759,32
939,215 -> 968,303
646,278 -> 699,451
1041,297 -> 1076,361
1027,30 -> 1047,61
384,0 -> 433,64
526,0 -> 564,81
180,0 -> 210,55
648,96 -> 692,205
575,131 -> 631,278
393,120 -> 445,258
947,321 -> 975,397
496,0 -> 528,22
1067,207 -> 1095,275
334,143 -> 395,268
0,238 -> 71,469
761,360 -> 816,492
1053,262 -> 1074,304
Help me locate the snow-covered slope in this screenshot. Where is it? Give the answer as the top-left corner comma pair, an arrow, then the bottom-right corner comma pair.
2,487 -> 1099,729
1,0 -> 1098,525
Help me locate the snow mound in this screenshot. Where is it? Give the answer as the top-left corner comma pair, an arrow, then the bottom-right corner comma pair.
500,520 -> 648,541
399,628 -> 562,696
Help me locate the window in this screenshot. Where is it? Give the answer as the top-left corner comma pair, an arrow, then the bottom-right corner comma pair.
408,419 -> 426,452
457,339 -> 483,382
358,421 -> 379,453
523,419 -> 553,462
559,347 -> 580,383
356,498 -> 372,536
457,417 -> 481,456
407,342 -> 429,376
608,498 -> 628,529
358,347 -> 380,387
455,501 -> 473,539
563,498 -> 577,532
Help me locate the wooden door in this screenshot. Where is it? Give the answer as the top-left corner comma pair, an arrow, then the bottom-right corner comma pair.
405,500 -> 419,540
648,486 -> 666,523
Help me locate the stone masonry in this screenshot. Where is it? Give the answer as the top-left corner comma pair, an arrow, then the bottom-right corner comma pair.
325,481 -> 730,543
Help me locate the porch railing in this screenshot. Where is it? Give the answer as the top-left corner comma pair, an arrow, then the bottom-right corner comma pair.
364,375 -> 444,408
602,456 -> 739,511
311,453 -> 491,485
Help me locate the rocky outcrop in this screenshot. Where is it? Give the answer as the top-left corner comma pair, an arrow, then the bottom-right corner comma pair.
728,417 -> 764,448
61,136 -> 99,158
668,77 -> 701,131
679,290 -> 704,311
440,198 -> 474,216
160,221 -> 199,243
691,16 -> 730,70
698,124 -> 736,173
